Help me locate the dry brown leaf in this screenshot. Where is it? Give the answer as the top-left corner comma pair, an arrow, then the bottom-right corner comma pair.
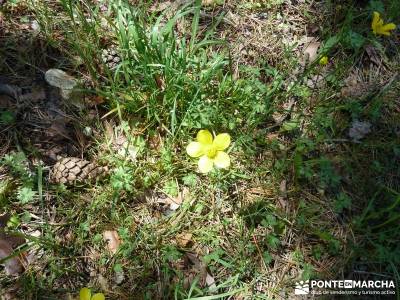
103,120 -> 115,142
202,0 -> 222,5
365,44 -> 383,67
176,232 -> 192,248
278,180 -> 288,209
149,1 -> 172,12
0,214 -> 25,275
157,187 -> 189,211
154,74 -> 165,91
0,94 -> 15,109
302,40 -> 320,63
46,117 -> 71,140
19,84 -> 45,103
89,95 -> 105,106
102,230 -> 121,255
205,272 -> 216,289
0,239 -> 24,275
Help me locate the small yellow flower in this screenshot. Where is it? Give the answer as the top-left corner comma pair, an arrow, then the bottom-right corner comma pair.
319,56 -> 328,65
186,129 -> 231,173
80,288 -> 105,300
371,11 -> 396,36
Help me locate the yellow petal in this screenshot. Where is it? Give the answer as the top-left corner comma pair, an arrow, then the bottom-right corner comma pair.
80,288 -> 91,300
198,155 -> 214,173
196,130 -> 213,145
377,28 -> 391,36
214,151 -> 230,169
186,142 -> 204,157
91,293 -> 105,300
382,23 -> 396,31
319,56 -> 328,66
213,133 -> 231,151
372,11 -> 380,31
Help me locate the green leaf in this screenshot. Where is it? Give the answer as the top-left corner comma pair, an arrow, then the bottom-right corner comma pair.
347,31 -> 365,50
182,173 -> 197,187
17,187 -> 36,204
281,120 -> 299,132
263,251 -> 273,264
0,111 -> 15,124
320,35 -> 339,53
333,192 -> 352,213
113,263 -> 123,273
163,180 -> 178,197
266,234 -> 280,250
368,0 -> 384,13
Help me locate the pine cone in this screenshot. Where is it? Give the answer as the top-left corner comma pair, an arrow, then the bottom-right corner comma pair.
101,48 -> 121,70
50,157 -> 108,185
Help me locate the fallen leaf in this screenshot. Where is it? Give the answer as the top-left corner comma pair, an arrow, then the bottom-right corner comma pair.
154,74 -> 165,91
157,187 -> 189,211
97,274 -> 110,291
205,272 -> 217,290
365,44 -> 382,67
0,95 -> 14,112
278,180 -> 288,209
0,238 -> 23,275
176,232 -> 192,248
302,40 -> 320,64
102,230 -> 121,255
306,74 -> 325,89
18,84 -> 46,103
89,95 -> 105,105
45,117 -> 71,141
149,1 -> 172,12
202,0 -> 224,5
0,214 -> 25,276
103,120 -> 115,142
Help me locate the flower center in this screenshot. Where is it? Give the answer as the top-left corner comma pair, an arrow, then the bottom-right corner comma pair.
204,145 -> 217,158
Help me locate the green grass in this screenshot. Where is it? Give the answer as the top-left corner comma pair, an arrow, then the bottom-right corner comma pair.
1,0 -> 399,299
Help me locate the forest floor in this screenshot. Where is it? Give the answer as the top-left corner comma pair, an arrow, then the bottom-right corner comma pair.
0,0 -> 399,299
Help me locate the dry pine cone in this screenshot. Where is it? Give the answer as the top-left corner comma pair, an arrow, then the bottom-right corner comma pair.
50,157 -> 107,184
101,48 -> 121,70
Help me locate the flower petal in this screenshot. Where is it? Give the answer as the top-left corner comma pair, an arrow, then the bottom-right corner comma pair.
377,29 -> 391,36
319,56 -> 328,66
213,133 -> 231,151
372,11 -> 380,32
214,151 -> 230,169
198,155 -> 214,173
91,293 -> 105,300
80,288 -> 91,300
382,23 -> 396,31
186,142 -> 204,157
197,130 -> 213,145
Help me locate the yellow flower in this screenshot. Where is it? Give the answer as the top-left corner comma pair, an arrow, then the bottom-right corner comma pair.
80,288 -> 105,300
319,56 -> 328,65
186,129 -> 231,173
371,11 -> 396,36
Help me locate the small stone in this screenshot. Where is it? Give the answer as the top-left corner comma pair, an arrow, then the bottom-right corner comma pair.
45,69 -> 77,90
31,20 -> 40,33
